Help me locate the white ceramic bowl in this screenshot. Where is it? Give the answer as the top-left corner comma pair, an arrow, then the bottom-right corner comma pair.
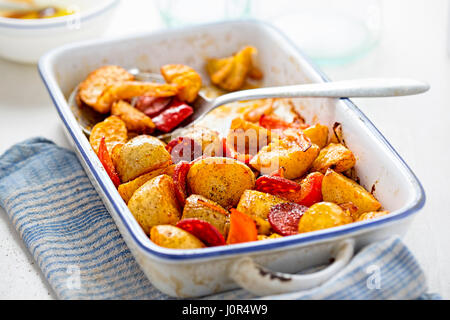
38,21 -> 425,298
0,0 -> 119,64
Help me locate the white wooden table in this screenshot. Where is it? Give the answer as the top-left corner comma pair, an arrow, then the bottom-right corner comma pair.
0,0 -> 448,299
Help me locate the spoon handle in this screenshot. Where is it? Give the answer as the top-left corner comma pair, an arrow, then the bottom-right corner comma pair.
212,78 -> 430,108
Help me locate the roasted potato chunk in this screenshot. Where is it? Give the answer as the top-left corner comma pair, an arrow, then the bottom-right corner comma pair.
311,143 -> 356,174
207,46 -> 257,91
161,64 -> 202,103
128,175 -> 180,234
111,143 -> 123,161
236,190 -> 288,235
329,122 -> 344,144
111,100 -> 155,134
95,81 -> 179,113
89,115 -> 128,154
298,202 -> 353,233
303,124 -> 329,149
250,140 -> 320,179
78,65 -> 134,113
338,202 -> 359,220
252,216 -> 272,235
112,135 -> 171,182
150,225 -> 205,249
206,56 -> 233,86
163,164 -> 176,177
257,233 -> 283,241
356,211 -> 390,222
187,157 -> 255,209
230,117 -> 276,141
181,126 -> 221,154
228,117 -> 276,155
182,195 -> 229,237
118,166 -> 170,203
322,169 -> 382,217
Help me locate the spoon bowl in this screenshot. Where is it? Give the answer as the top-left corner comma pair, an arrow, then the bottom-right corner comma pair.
68,71 -> 213,140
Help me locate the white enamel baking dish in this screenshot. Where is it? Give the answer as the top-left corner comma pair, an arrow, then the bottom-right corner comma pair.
38,20 -> 425,298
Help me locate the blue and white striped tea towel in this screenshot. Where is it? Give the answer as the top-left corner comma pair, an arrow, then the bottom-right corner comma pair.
0,138 -> 440,300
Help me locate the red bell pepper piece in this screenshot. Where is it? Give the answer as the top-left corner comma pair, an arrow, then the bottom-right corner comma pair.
177,219 -> 226,247
221,138 -> 253,164
259,114 -> 308,131
97,137 -> 121,188
152,100 -> 194,133
135,96 -> 172,117
259,114 -> 292,130
172,161 -> 192,208
259,115 -> 312,151
255,172 -> 323,207
296,172 -> 324,207
221,138 -> 231,157
226,209 -> 258,244
166,137 -> 202,164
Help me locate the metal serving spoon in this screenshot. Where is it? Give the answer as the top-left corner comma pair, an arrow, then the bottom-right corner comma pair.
69,69 -> 429,140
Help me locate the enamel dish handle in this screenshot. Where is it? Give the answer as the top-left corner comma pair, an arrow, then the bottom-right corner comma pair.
229,239 -> 355,296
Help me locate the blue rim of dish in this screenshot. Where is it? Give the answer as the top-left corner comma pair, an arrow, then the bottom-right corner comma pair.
38,19 -> 426,262
0,0 -> 120,29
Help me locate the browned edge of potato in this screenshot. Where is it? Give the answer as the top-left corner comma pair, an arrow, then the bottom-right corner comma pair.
112,135 -> 172,183
128,175 -> 181,234
187,157 -> 256,209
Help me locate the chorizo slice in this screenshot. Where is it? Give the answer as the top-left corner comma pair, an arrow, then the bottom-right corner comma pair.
268,203 -> 308,236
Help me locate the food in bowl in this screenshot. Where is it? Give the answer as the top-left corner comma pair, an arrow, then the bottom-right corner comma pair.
1,6 -> 74,19
0,0 -> 118,64
78,46 -> 387,250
